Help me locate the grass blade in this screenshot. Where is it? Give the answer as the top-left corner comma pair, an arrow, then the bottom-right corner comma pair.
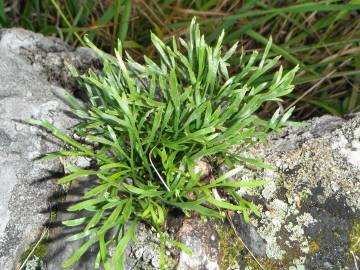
117,0 -> 132,43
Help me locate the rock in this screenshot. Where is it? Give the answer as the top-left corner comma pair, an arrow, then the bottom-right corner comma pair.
0,28 -> 104,270
177,219 -> 221,270
231,113 -> 360,269
45,180 -> 99,270
125,223 -> 178,269
0,28 -> 102,96
0,30 -> 78,269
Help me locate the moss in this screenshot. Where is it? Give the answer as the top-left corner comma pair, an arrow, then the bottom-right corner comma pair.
18,216 -> 57,268
19,240 -> 49,264
217,224 -> 245,270
349,222 -> 360,254
308,240 -> 320,254
244,251 -> 287,270
19,190 -> 63,265
20,210 -> 59,263
243,255 -> 285,270
50,210 -> 58,221
32,242 -> 48,258
216,222 -> 285,270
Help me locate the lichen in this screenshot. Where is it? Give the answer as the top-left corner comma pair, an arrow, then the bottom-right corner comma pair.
257,199 -> 288,260
19,240 -> 48,269
125,223 -> 178,270
289,265 -> 305,270
332,127 -> 360,170
24,256 -> 44,270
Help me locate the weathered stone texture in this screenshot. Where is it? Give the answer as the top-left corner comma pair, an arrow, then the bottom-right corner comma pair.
0,31 -> 77,269
232,114 -> 360,269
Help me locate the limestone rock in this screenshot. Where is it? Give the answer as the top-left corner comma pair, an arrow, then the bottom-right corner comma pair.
232,113 -> 360,269
0,30 -> 78,269
177,219 -> 221,270
0,28 -> 102,95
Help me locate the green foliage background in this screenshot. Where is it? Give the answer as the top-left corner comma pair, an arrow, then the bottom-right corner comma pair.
1,0 -> 360,118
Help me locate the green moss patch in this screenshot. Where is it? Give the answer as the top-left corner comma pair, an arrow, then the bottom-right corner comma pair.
349,222 -> 360,254
217,224 -> 245,270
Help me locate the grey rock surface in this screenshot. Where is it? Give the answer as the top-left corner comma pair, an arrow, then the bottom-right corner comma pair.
0,30 -> 79,269
0,28 -> 102,94
231,113 -> 360,269
177,219 -> 221,270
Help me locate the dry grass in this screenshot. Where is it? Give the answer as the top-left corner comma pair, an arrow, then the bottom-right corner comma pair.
1,0 -> 360,119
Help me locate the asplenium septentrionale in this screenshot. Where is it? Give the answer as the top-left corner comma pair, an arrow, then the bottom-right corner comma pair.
28,18 -> 298,269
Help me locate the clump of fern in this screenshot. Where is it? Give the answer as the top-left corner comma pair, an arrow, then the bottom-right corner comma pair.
29,18 -> 297,269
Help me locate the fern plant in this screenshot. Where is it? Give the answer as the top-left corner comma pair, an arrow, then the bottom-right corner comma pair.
29,18 -> 297,269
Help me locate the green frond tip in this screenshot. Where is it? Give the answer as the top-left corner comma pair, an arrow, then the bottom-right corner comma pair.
33,16 -> 297,269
